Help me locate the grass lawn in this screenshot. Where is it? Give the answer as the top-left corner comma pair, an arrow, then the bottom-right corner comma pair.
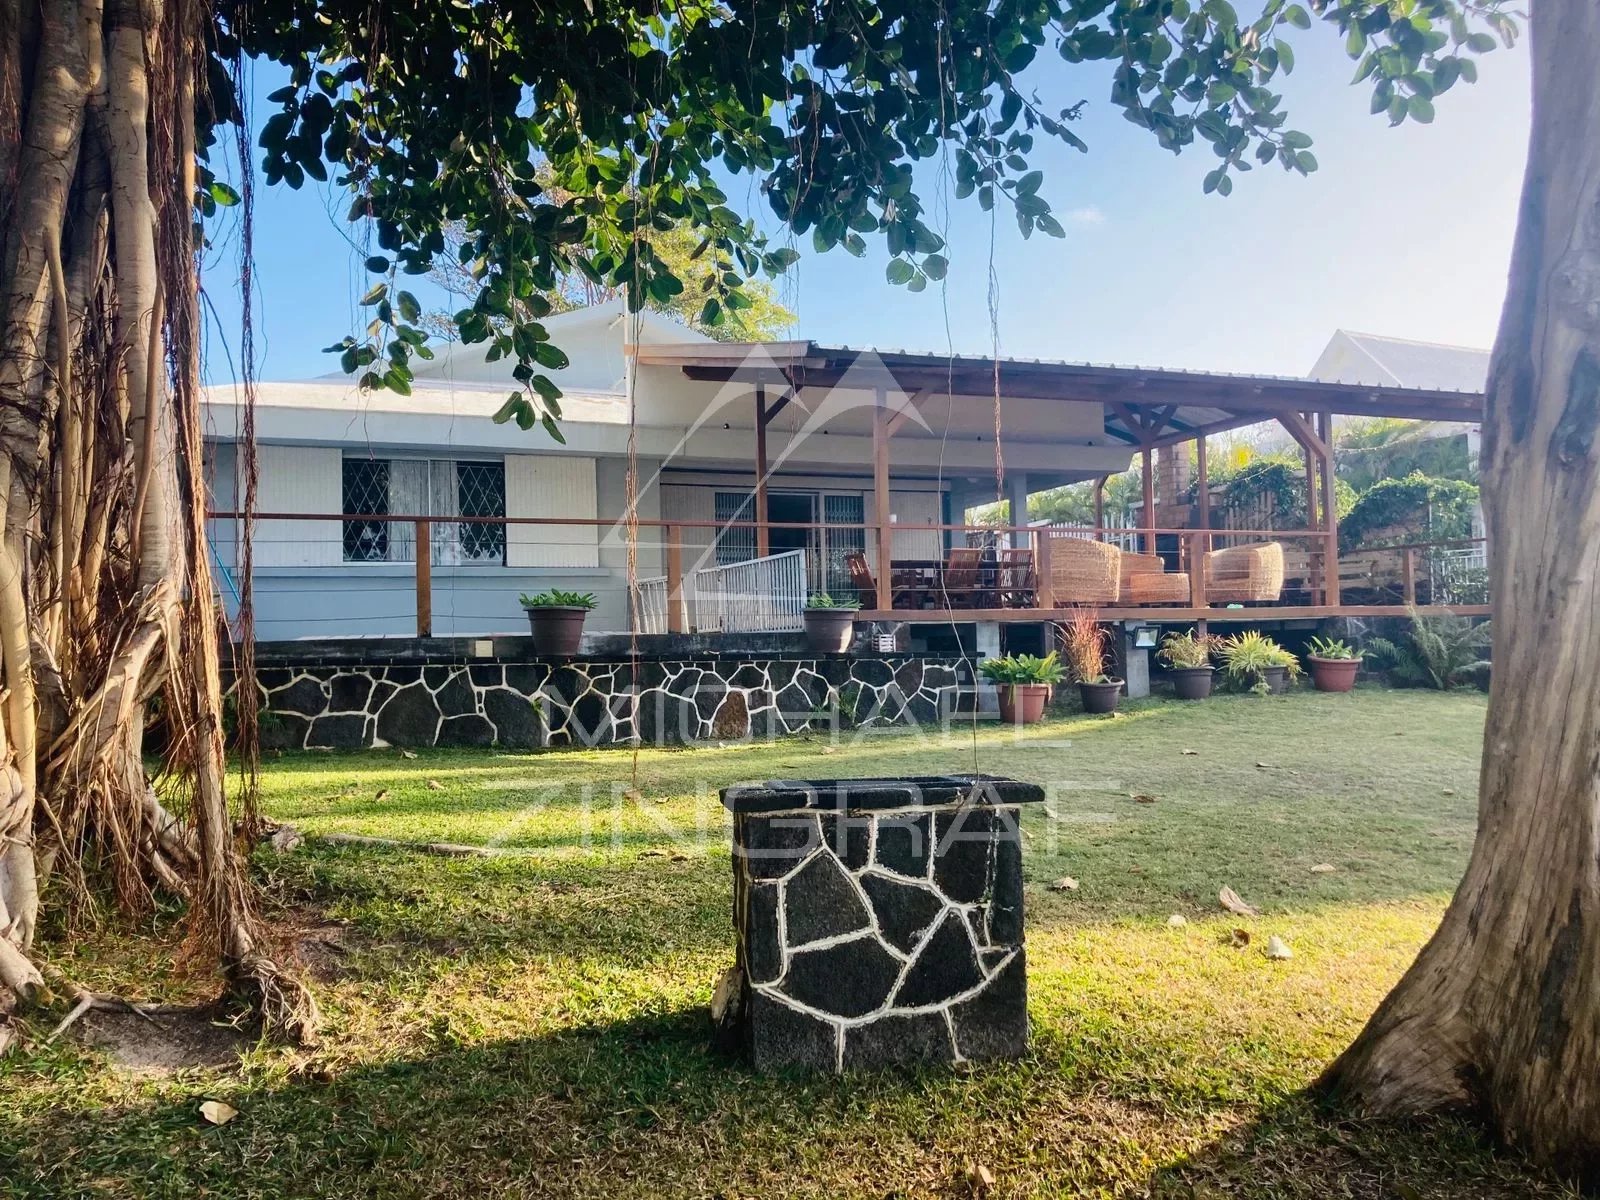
1,688 -> 1575,1198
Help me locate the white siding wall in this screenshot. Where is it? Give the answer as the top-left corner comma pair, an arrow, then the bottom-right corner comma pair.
256,444 -> 341,567
659,483 -> 716,629
889,489 -> 942,559
506,454 -> 599,568
864,488 -> 944,563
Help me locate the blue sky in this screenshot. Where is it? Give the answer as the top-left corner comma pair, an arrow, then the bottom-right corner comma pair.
201,28 -> 1530,384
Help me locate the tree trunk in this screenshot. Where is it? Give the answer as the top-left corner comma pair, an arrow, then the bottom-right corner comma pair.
0,0 -> 314,1045
1321,5 -> 1600,1176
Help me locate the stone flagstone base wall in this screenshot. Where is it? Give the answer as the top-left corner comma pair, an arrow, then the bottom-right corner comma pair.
250,654 -> 971,750
729,800 -> 1029,1072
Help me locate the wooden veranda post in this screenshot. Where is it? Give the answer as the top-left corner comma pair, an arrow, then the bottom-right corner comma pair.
1035,528 -> 1055,610
1093,476 -> 1106,540
1186,530 -> 1209,609
754,384 -> 770,559
415,519 -> 432,637
873,386 -> 893,612
1196,434 -> 1210,530
1140,448 -> 1155,554
1318,411 -> 1340,606
666,524 -> 685,634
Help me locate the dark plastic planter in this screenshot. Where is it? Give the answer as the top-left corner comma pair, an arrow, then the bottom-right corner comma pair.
525,605 -> 589,656
1260,665 -> 1290,694
803,608 -> 856,654
1309,655 -> 1360,693
1078,679 -> 1123,715
997,683 -> 1052,725
1170,666 -> 1214,701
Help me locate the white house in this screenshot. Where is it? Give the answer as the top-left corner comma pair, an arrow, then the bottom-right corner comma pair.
202,301 -> 1135,640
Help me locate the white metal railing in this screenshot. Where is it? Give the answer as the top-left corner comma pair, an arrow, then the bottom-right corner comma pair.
692,549 -> 807,633
633,575 -> 671,635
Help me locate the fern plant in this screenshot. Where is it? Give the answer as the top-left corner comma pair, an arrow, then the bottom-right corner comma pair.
1367,608 -> 1491,689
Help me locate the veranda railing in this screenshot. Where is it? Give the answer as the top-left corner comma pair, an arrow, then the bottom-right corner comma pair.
691,549 -> 807,633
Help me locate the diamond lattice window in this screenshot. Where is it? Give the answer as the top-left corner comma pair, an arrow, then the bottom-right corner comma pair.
342,457 -> 505,564
342,458 -> 390,562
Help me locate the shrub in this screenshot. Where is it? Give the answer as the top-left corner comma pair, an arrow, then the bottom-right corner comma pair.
1366,608 -> 1491,690
1156,629 -> 1220,670
1307,635 -> 1359,660
1059,609 -> 1113,684
519,590 -> 597,609
980,652 -> 1066,686
1340,472 -> 1480,552
1218,630 -> 1301,690
805,592 -> 861,610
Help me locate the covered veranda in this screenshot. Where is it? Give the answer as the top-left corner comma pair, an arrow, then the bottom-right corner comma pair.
631,341 -> 1489,629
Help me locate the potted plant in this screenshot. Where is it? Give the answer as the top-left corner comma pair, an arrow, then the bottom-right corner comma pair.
519,590 -> 597,656
1218,630 -> 1301,695
1306,635 -> 1362,693
980,652 -> 1065,725
1061,608 -> 1122,715
803,592 -> 860,654
1157,629 -> 1219,700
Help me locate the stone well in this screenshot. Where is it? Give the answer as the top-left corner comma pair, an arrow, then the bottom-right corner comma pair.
719,775 -> 1044,1073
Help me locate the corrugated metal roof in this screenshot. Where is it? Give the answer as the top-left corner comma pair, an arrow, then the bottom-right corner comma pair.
1327,330 -> 1491,393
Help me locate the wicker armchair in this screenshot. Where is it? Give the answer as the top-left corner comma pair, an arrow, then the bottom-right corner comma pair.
1204,541 -> 1285,603
1045,534 -> 1122,605
1119,551 -> 1192,606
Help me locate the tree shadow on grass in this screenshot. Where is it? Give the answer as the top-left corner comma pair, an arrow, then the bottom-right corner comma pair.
1141,1093 -> 1576,1200
7,1007 -> 1568,1200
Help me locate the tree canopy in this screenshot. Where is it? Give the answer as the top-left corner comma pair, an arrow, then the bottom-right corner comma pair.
215,0 -> 1516,442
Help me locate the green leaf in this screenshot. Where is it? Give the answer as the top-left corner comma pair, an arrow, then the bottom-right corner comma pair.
921,253 -> 948,281
1015,170 -> 1043,196
885,258 -> 915,285
1408,95 -> 1435,124
208,181 -> 241,207
541,413 -> 567,444
1283,3 -> 1310,29
396,291 -> 420,322
359,282 -> 387,307
364,255 -> 390,273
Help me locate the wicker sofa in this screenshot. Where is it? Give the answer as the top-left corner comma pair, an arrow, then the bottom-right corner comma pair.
1045,534 -> 1122,605
1119,551 -> 1192,606
1204,541 -> 1285,603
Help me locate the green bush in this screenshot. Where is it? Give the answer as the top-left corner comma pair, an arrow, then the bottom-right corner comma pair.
519,590 -> 597,610
1340,472 -> 1479,551
1366,609 -> 1491,689
980,652 -> 1066,685
805,592 -> 861,610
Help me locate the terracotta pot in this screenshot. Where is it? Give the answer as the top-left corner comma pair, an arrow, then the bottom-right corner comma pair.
1260,665 -> 1290,695
1078,679 -> 1123,715
1169,666 -> 1214,700
1309,655 -> 1360,693
803,608 -> 855,655
998,683 -> 1052,725
526,605 -> 588,656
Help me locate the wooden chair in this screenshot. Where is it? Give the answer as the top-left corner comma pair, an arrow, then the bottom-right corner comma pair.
939,546 -> 986,608
844,550 -> 877,609
998,548 -> 1037,608
1044,534 -> 1121,605
1204,541 -> 1285,603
